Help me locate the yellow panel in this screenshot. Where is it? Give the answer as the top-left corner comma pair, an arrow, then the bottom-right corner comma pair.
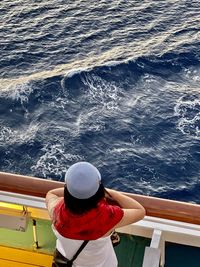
28,207 -> 50,220
0,202 -> 23,210
0,246 -> 53,267
0,201 -> 50,220
0,258 -> 41,267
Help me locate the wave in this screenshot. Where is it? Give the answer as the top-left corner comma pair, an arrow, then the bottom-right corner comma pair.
1,49 -> 200,91
0,51 -> 200,202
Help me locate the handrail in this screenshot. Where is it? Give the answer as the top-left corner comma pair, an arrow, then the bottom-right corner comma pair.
0,171 -> 200,225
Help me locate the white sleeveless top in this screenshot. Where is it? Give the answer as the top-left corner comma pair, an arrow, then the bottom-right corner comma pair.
52,226 -> 118,267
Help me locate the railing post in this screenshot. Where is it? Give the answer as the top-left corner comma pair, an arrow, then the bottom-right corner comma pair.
32,219 -> 40,249
142,229 -> 164,267
160,238 -> 165,267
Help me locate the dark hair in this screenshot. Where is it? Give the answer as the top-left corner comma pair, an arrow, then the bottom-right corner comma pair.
64,183 -> 105,214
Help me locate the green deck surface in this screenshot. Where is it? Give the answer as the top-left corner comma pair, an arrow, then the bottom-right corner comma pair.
0,218 -> 56,254
115,233 -> 150,267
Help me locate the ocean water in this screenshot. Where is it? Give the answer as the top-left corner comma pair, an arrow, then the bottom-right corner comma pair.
0,0 -> 200,203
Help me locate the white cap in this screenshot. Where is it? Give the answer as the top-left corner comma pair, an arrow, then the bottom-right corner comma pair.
65,162 -> 101,199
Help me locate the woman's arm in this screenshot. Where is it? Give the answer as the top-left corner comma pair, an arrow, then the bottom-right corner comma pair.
106,188 -> 146,228
45,187 -> 64,219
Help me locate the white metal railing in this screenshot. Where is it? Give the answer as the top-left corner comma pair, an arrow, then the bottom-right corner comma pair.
0,190 -> 46,209
142,229 -> 162,267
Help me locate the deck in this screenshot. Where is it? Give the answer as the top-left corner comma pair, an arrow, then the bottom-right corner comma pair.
0,217 -> 150,267
0,173 -> 200,267
0,217 -> 200,267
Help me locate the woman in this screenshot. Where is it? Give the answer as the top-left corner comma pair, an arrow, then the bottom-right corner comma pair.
46,161 -> 145,267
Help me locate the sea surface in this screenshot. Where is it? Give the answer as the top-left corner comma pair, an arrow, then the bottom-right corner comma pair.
0,0 -> 200,203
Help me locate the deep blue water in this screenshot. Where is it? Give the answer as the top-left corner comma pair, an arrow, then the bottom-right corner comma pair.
0,1 -> 200,203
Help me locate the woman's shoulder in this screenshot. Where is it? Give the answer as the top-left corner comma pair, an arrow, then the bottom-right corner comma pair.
46,194 -> 64,219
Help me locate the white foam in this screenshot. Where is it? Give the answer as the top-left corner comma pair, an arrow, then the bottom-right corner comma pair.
125,94 -> 144,108
174,95 -> 200,139
74,108 -> 106,133
64,67 -> 92,78
0,126 -> 13,143
31,144 -> 83,179
49,96 -> 70,111
0,82 -> 33,105
133,176 -> 199,197
184,67 -> 200,84
82,73 -> 122,111
0,123 -> 39,145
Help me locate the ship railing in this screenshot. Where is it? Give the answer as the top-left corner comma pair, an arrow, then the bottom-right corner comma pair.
1,190 -> 200,267
117,216 -> 200,267
0,172 -> 200,267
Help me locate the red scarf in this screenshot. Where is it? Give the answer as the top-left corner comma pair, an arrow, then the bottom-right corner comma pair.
53,198 -> 123,240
